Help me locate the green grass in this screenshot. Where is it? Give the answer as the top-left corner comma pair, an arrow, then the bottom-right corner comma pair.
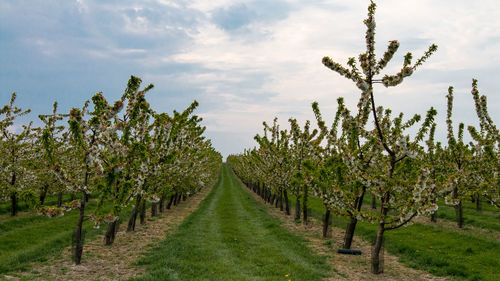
131,164 -> 330,281
361,195 -> 500,232
435,204 -> 500,232
0,193 -> 77,216
286,194 -> 500,281
0,198 -> 133,274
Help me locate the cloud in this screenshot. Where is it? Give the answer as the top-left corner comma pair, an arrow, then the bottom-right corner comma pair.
0,0 -> 499,158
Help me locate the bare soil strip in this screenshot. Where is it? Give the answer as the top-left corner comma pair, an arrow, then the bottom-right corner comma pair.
238,181 -> 448,281
16,187 -> 213,281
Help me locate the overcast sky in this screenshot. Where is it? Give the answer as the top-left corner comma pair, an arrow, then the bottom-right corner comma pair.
1,0 -> 499,157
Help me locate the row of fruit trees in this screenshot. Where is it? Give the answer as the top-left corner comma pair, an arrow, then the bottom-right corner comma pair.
228,0 -> 498,274
0,76 -> 222,264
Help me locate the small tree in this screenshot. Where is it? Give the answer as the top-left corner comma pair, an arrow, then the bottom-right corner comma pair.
467,79 -> 499,208
0,93 -> 32,216
322,0 -> 439,273
443,86 -> 474,228
43,92 -> 123,264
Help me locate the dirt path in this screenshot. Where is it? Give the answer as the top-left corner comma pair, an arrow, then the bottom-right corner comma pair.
237,178 -> 448,281
17,187 -> 213,281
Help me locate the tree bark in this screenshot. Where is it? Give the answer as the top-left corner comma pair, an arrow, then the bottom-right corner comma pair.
159,195 -> 165,213
430,198 -> 437,222
151,202 -> 157,217
73,190 -> 86,264
57,191 -> 63,208
371,194 -> 377,209
322,209 -> 331,238
39,184 -> 49,205
284,189 -> 290,215
104,220 -> 118,245
455,200 -> 463,228
294,196 -> 301,221
430,211 -> 437,223
476,194 -> 481,211
167,194 -> 174,209
279,189 -> 284,211
10,192 -> 18,217
371,223 -> 385,274
140,200 -> 146,224
344,187 -> 366,248
303,185 -> 308,225
126,195 -> 141,232
344,217 -> 358,249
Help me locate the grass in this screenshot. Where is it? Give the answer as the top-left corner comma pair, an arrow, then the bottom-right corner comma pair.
435,203 -> 500,232
286,194 -> 500,281
131,164 -> 330,281
0,197 -> 133,275
0,193 -> 82,216
361,195 -> 500,232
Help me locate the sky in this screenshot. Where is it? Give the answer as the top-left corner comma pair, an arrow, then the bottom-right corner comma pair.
1,0 -> 499,158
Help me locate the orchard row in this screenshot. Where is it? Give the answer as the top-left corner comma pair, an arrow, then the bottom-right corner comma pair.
227,0 -> 498,275
0,76 -> 222,264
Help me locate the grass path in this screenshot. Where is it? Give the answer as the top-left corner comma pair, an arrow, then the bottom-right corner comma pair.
132,164 -> 330,281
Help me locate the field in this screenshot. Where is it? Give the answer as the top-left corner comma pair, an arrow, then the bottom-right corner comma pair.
1,164 -> 498,280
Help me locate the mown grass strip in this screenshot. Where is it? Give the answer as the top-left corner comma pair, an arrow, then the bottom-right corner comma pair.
131,165 -> 330,281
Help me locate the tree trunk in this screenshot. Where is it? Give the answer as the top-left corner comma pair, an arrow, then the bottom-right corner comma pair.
371,194 -> 377,209
159,195 -> 165,213
151,202 -> 157,217
140,200 -> 146,225
279,189 -> 284,211
322,209 -> 331,238
371,223 -> 385,274
284,189 -> 290,215
455,200 -> 463,228
476,194 -> 481,211
70,192 -> 76,201
303,185 -> 308,225
167,194 -> 174,209
430,198 -> 437,222
126,195 -> 141,232
39,184 -> 49,205
57,191 -> 63,207
174,193 -> 181,206
294,196 -> 301,221
85,192 -> 89,202
344,217 -> 358,249
104,220 -> 118,245
430,211 -> 437,223
10,192 -> 18,217
73,190 -> 86,264
344,187 -> 365,247
183,194 -> 187,201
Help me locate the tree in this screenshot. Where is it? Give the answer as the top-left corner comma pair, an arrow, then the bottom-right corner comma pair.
322,0 -> 439,273
467,79 -> 499,208
442,86 -> 473,228
0,93 -> 33,216
43,91 -> 123,264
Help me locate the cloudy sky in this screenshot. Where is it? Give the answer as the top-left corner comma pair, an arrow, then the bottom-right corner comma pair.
1,0 -> 499,157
